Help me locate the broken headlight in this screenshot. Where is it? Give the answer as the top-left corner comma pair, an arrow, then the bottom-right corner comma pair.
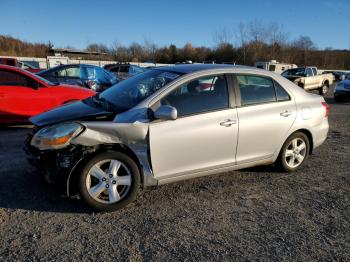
31,123 -> 84,150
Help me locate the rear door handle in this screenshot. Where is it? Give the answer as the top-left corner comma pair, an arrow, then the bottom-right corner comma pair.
280,110 -> 293,117
220,119 -> 236,127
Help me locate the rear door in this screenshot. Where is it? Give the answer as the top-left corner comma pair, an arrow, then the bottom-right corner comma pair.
234,74 -> 296,164
149,74 -> 238,179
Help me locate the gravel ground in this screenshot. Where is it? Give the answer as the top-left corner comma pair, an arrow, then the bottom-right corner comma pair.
0,84 -> 349,261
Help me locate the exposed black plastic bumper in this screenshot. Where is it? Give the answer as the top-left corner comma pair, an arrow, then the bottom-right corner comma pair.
24,132 -> 82,185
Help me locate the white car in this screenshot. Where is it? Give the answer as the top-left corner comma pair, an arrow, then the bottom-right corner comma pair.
25,64 -> 329,211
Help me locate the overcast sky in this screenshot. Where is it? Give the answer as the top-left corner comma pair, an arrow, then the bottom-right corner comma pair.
1,0 -> 349,49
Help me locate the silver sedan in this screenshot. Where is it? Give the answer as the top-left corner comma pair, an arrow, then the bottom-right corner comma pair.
27,64 -> 329,211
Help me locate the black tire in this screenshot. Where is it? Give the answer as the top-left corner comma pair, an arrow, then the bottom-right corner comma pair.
79,151 -> 140,212
319,83 -> 329,96
277,132 -> 310,172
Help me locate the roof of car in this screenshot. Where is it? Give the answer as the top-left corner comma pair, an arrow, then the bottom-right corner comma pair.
0,64 -> 30,75
0,64 -> 20,70
157,63 -> 247,74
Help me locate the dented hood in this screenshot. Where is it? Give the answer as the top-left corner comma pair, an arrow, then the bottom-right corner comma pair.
30,100 -> 116,127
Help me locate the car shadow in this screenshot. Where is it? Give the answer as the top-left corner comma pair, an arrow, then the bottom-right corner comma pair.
0,126 -> 94,214
240,165 -> 282,174
0,166 -> 93,213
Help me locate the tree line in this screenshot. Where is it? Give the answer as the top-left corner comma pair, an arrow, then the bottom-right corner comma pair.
1,21 -> 350,69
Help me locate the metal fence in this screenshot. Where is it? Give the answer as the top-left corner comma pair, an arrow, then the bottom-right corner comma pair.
0,55 -> 171,69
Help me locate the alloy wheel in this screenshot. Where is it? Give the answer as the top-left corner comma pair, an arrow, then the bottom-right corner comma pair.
85,159 -> 132,204
284,138 -> 307,168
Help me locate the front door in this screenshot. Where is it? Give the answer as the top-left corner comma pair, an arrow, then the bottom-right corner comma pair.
149,74 -> 238,179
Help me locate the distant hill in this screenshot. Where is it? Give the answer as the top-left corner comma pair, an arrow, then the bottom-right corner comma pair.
0,35 -> 50,57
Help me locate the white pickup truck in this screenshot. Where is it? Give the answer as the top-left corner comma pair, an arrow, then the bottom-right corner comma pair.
281,67 -> 334,96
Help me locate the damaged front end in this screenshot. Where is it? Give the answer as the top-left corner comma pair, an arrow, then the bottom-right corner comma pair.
24,108 -> 157,197
24,128 -> 99,189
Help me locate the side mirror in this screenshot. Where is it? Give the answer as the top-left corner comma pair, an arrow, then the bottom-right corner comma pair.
154,105 -> 177,120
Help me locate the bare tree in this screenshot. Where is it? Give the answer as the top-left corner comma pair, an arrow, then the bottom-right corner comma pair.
213,27 -> 233,46
143,39 -> 158,62
237,22 -> 249,64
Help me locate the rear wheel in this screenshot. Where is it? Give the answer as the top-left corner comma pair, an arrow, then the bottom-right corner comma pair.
319,83 -> 329,96
79,151 -> 140,212
277,132 -> 310,172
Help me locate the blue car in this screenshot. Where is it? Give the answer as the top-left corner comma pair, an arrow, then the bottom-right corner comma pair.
103,63 -> 145,81
37,64 -> 118,92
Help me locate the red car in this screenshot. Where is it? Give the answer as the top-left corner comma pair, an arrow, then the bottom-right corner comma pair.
0,65 -> 96,123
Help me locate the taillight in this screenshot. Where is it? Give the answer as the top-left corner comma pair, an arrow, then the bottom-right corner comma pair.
322,102 -> 329,117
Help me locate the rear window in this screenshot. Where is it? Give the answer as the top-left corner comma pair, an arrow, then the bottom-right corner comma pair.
269,65 -> 276,71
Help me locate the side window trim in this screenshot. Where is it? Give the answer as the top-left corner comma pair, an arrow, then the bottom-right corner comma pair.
225,74 -> 236,108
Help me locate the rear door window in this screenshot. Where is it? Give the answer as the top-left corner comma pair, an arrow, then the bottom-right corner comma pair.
237,75 -> 276,106
65,66 -> 80,78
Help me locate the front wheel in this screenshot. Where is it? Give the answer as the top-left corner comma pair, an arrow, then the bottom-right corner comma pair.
79,152 -> 140,212
319,83 -> 329,96
277,132 -> 310,172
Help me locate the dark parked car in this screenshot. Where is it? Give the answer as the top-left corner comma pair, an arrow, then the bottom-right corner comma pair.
103,63 -> 145,81
323,71 -> 346,81
334,76 -> 350,102
37,64 -> 117,92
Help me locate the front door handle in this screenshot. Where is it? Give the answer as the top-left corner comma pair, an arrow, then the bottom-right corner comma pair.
280,110 -> 293,117
220,119 -> 236,127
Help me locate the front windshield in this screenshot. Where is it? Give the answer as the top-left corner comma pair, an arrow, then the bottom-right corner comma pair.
282,68 -> 305,77
100,69 -> 182,110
